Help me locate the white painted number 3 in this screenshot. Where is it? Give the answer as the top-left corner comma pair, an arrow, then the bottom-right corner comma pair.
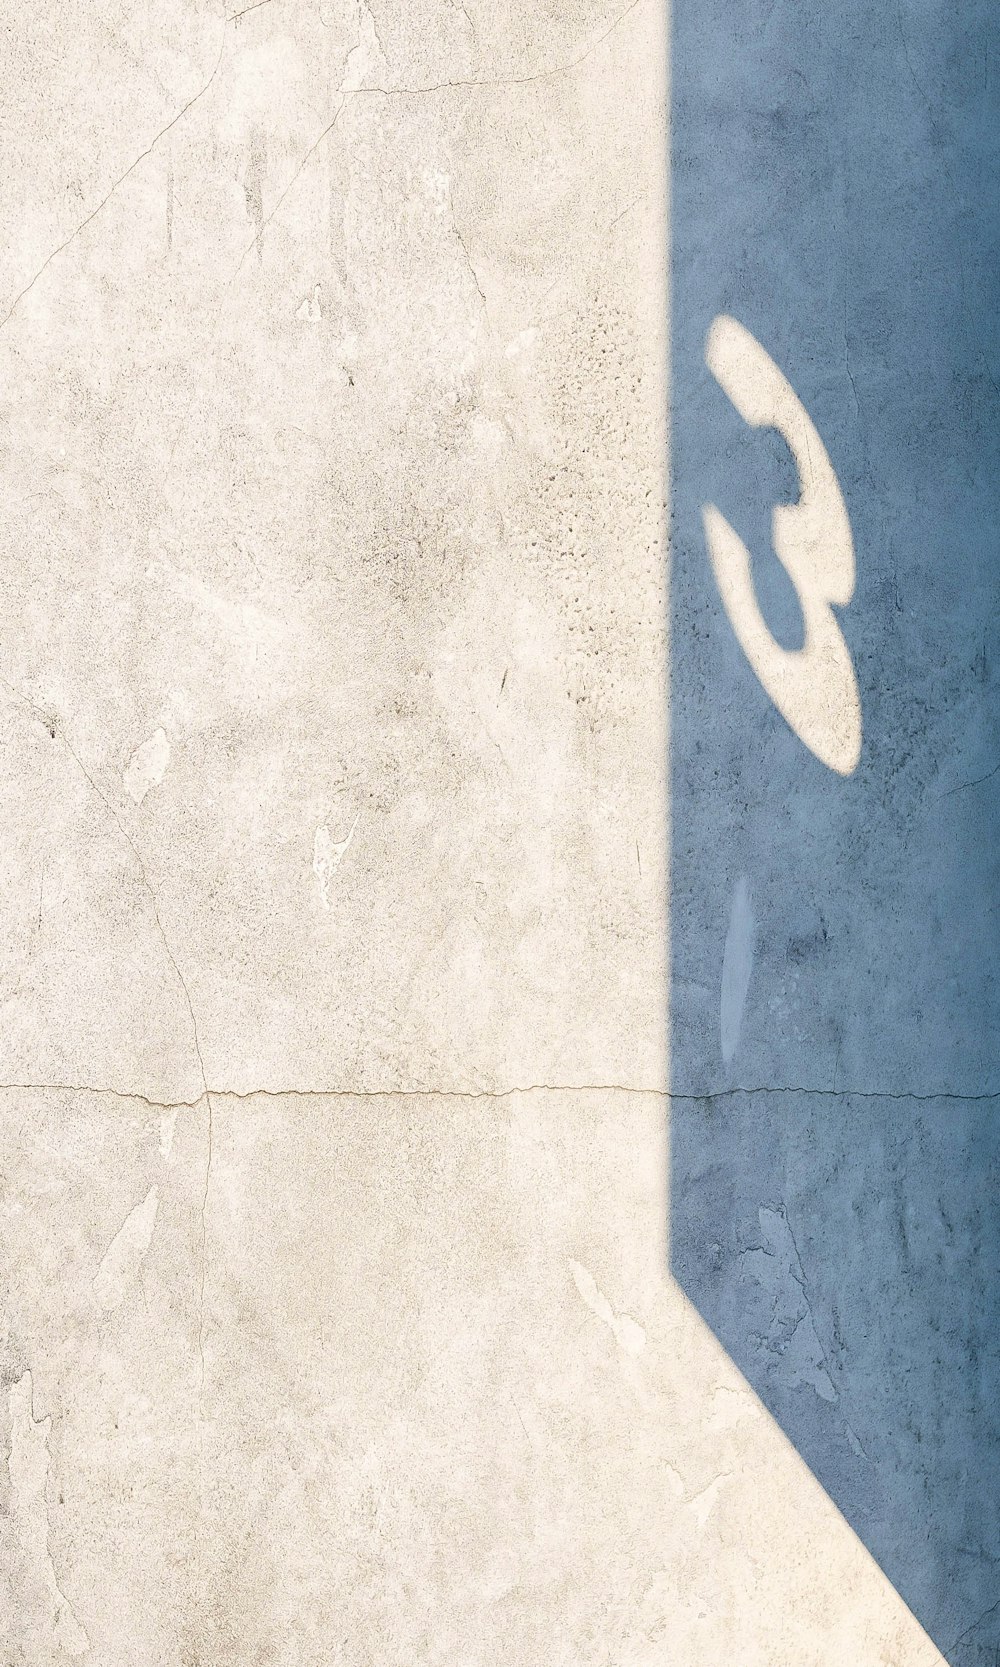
702,314 -> 862,775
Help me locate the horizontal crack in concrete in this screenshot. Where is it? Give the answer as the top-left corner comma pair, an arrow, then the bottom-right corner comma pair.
0,1081 -> 660,1110
0,1082 -> 996,1109
674,1084 -> 1000,1104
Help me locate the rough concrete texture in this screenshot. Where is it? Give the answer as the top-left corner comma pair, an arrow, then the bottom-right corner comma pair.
0,0 -> 970,1661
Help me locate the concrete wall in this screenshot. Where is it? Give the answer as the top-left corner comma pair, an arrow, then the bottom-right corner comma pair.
670,3 -> 1000,1660
0,0 -> 994,1660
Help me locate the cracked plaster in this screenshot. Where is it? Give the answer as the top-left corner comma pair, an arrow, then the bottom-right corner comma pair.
0,0 -> 960,1660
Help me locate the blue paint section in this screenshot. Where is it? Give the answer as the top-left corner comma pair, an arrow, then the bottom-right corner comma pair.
670,2 -> 1000,1657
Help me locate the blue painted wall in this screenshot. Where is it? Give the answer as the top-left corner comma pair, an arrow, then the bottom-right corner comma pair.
670,3 -> 1000,1658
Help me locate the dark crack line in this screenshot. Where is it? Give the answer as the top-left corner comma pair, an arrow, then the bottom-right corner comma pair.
159,0 -> 646,477
935,759 -> 1000,801
45,731 -> 216,1395
0,1081 -> 998,1109
674,1084 -> 1000,1104
608,194 -> 643,233
949,1596 -> 1000,1656
843,295 -> 860,419
233,99 -> 347,274
452,209 -> 488,315
361,0 -> 389,67
336,0 -> 645,98
896,6 -> 935,119
0,1080 -> 659,1110
0,22 -> 229,333
230,0 -> 645,264
779,1201 -> 839,1396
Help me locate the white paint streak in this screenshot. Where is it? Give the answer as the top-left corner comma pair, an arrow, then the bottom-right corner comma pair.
703,314 -> 862,774
93,1186 -> 160,1312
123,726 -> 170,804
570,1259 -> 646,1356
7,1373 -> 89,1657
159,1110 -> 178,1159
688,1471 -> 731,1530
720,873 -> 754,1065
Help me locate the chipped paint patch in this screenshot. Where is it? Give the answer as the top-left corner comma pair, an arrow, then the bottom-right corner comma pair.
93,1187 -> 160,1313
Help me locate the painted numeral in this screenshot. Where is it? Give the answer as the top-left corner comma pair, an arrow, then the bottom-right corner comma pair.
703,314 -> 862,775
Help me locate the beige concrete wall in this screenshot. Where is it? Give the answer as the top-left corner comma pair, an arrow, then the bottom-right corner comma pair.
0,1 -> 946,1659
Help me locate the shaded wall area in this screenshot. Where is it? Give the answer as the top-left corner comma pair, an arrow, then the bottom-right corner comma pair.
669,2 -> 1000,1659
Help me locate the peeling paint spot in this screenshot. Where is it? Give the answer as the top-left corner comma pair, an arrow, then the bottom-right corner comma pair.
570,1259 -> 646,1356
7,1372 -> 89,1656
504,326 -> 538,359
296,284 -> 323,322
313,812 -> 360,909
93,1187 -> 159,1313
742,1206 -> 838,1404
341,0 -> 385,90
123,727 -> 171,805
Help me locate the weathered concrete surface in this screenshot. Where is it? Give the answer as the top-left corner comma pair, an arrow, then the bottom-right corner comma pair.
0,0 -> 666,1102
0,0 -> 975,1659
1,1090 -> 948,1664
